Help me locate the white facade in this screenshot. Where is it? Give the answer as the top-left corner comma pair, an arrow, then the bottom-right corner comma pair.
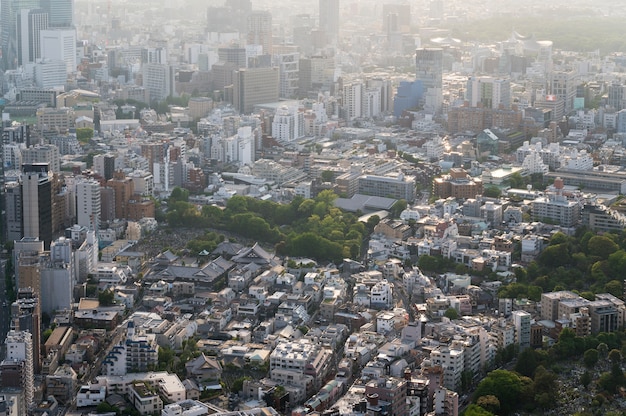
430,347 -> 464,390
342,82 -> 363,120
76,385 -> 106,408
76,179 -> 101,230
512,310 -> 531,350
40,266 -> 73,315
272,106 -> 304,142
162,401 -> 210,416
370,280 -> 393,308
275,52 -> 299,98
17,9 -> 48,66
34,59 -> 67,89
143,63 -> 175,102
40,28 -> 77,73
4,331 -> 34,408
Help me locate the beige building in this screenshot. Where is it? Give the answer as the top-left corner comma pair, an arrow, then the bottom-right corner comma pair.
233,67 -> 279,114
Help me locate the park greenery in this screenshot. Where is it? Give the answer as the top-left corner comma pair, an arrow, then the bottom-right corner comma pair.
446,15 -> 626,54
497,229 -> 626,299
165,188 -> 365,264
469,328 -> 626,415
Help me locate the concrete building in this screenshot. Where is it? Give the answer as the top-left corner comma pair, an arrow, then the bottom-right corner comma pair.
512,310 -> 531,351
271,106 -> 304,142
143,63 -> 175,102
0,331 -> 34,409
415,48 -> 443,113
466,76 -> 511,109
319,0 -> 339,42
39,28 -> 76,72
22,165 -> 53,248
16,8 -> 48,66
40,237 -> 74,315
247,10 -> 272,54
531,179 -> 580,227
75,179 -> 101,230
358,173 -> 416,201
233,67 -> 280,114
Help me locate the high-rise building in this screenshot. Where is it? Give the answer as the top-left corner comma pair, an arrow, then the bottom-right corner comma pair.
5,181 -> 23,242
247,10 -> 272,55
40,0 -> 73,28
382,4 -> 411,33
548,71 -> 577,114
1,0 -> 41,69
40,237 -> 74,315
107,172 -> 134,220
16,8 -> 48,66
232,67 -> 279,114
607,81 -> 625,111
12,288 -> 41,375
0,331 -> 34,408
466,76 -> 511,109
415,48 -> 443,113
342,82 -> 363,120
142,63 -> 175,103
272,106 -> 304,142
75,179 -> 101,231
217,47 -> 247,68
22,144 -> 60,173
319,0 -> 339,42
22,164 -> 53,248
39,28 -> 77,72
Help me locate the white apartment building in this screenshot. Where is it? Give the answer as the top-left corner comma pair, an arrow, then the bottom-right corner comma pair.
76,179 -> 101,230
430,347 -> 464,390
4,331 -> 34,408
342,82 -> 363,120
371,280 -> 393,309
272,106 -> 304,142
512,310 -> 531,350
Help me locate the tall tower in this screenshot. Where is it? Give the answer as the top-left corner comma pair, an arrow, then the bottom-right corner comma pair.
247,10 -> 272,55
76,179 -> 101,231
415,48 -> 443,113
40,0 -> 74,28
39,28 -> 77,73
16,8 -> 49,66
0,0 -> 41,69
0,331 -> 34,408
12,288 -> 41,375
5,181 -> 23,242
319,0 -> 339,43
41,237 -> 74,315
22,163 -> 53,248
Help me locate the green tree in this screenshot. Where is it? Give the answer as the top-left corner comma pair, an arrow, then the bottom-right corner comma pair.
321,170 -> 334,182
583,348 -> 599,368
608,349 -> 622,364
463,404 -> 495,416
476,395 -> 500,414
473,370 -> 525,415
587,235 -> 619,259
515,347 -> 539,377
98,289 -> 115,306
604,280 -> 623,297
444,307 -> 459,320
76,127 -> 94,143
483,186 -> 501,198
169,186 -> 189,203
